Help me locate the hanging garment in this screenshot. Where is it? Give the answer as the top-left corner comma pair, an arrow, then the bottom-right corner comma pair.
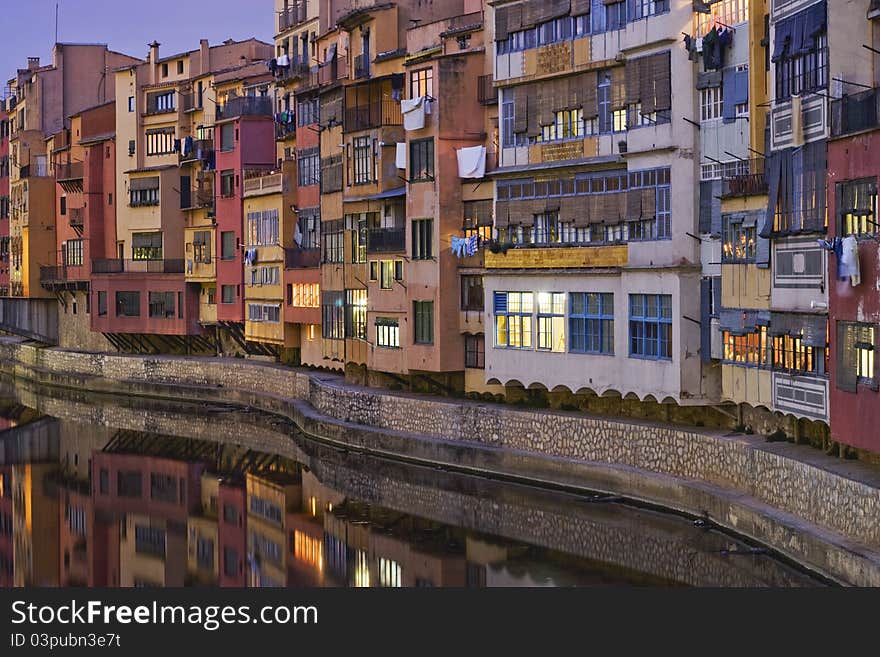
401,96 -> 426,131
696,37 -> 704,53
183,136 -> 194,157
450,236 -> 467,258
293,222 -> 303,248
841,235 -> 861,286
395,142 -> 406,170
456,145 -> 487,179
391,74 -> 404,102
424,98 -> 433,115
715,27 -> 733,69
277,53 -> 290,67
702,27 -> 718,69
173,139 -> 182,153
817,237 -> 845,280
465,235 -> 479,257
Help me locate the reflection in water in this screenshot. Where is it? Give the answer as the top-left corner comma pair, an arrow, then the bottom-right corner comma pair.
0,377 -> 830,588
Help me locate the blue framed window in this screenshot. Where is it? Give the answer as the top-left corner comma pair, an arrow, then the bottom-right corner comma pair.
629,294 -> 672,359
501,92 -> 515,148
570,293 -> 614,355
494,292 -> 533,349
537,292 -> 566,352
606,1 -> 627,31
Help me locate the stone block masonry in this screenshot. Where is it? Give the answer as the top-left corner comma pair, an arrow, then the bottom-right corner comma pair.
0,337 -> 878,585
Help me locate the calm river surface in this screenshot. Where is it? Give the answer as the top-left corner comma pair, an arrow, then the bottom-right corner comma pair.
0,376 -> 830,588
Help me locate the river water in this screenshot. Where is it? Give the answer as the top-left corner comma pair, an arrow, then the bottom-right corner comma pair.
0,376 -> 830,588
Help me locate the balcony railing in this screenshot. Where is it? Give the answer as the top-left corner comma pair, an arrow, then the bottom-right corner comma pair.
284,247 -> 320,269
56,161 -> 83,181
278,1 -> 308,31
243,171 -> 283,196
831,87 -> 880,138
91,258 -> 186,274
721,158 -> 767,198
276,122 -> 297,139
182,187 -> 214,212
216,96 -> 273,120
345,100 -> 403,132
20,158 -> 49,178
68,207 -> 84,228
477,74 -> 497,106
179,139 -> 214,164
367,228 -> 406,253
40,264 -> 89,284
354,54 -> 370,80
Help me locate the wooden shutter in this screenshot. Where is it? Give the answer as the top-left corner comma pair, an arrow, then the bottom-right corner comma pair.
837,321 -> 858,393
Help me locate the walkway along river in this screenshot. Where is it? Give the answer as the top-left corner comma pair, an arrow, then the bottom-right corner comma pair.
0,337 -> 877,585
0,375 -> 830,587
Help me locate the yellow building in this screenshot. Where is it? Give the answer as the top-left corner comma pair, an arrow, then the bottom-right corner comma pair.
246,471 -> 301,587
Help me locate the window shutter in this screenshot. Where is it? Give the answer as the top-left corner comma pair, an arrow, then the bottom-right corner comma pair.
837,321 -> 858,393
700,279 -> 712,363
493,292 -> 507,314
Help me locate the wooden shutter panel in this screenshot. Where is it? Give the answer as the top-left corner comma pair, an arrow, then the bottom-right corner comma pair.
837,321 -> 858,393
625,57 -> 642,105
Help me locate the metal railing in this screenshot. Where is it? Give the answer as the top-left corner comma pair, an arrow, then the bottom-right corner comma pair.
284,248 -> 320,268
56,161 -> 83,181
40,264 -> 89,283
179,139 -> 214,164
91,259 -> 186,274
721,158 -> 767,198
68,207 -> 84,228
831,87 -> 880,138
344,99 -> 403,132
279,1 -> 308,31
216,96 -> 273,120
367,228 -> 406,253
477,74 -> 497,106
354,54 -> 370,80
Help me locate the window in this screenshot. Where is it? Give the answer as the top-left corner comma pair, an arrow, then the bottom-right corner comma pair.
494,292 -> 533,349
97,291 -> 107,316
146,90 -> 174,113
410,68 -> 433,99
63,239 -> 83,266
412,219 -> 433,260
250,496 -> 283,524
59,196 -> 67,216
224,547 -> 239,577
135,525 -> 165,558
413,301 -> 434,344
220,170 -> 235,198
772,333 -> 824,375
322,291 -> 345,339
99,469 -> 109,494
148,292 -> 175,319
723,328 -> 770,366
129,177 -> 160,207
570,293 -> 614,355
68,506 -> 86,536
533,213 -> 561,244
379,260 -> 394,290
247,304 -> 281,323
220,123 -> 235,152
117,471 -> 142,498
298,150 -> 320,186
461,275 -> 484,311
629,294 -> 672,360
409,138 -> 434,181
297,97 -> 319,126
837,322 -> 876,391
376,318 -> 400,348
597,75 -> 612,133
536,109 -> 584,143
177,60 -> 184,75
150,473 -> 177,503
465,334 -> 485,368
606,1 -> 627,31
775,31 -> 827,102
694,0 -> 748,36
221,232 -> 236,260
537,16 -> 571,45
246,210 -> 280,246
128,96 -> 135,112
632,0 -> 670,20
352,136 -> 372,184
145,127 -> 175,154
501,93 -> 515,148
537,292 -> 566,352
196,537 -> 214,570
322,222 -> 344,263
838,178 -> 878,236
700,87 -> 723,122
132,232 -> 162,260
378,558 -> 401,588
722,214 -> 757,262
223,504 -> 239,525
345,289 -> 367,339
161,63 -> 169,78
115,292 -> 140,317
193,230 -> 211,264
221,285 -> 236,304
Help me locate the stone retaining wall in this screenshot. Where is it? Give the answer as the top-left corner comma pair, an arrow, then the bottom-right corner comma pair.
1,339 -> 878,585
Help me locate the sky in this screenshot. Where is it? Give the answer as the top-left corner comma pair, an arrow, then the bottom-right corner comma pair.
2,0 -> 275,86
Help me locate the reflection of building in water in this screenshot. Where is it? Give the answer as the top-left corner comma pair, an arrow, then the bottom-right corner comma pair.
218,476 -> 247,587
246,470 -> 301,588
285,471 -> 345,587
187,472 -> 220,585
120,513 -> 187,587
13,463 -> 60,586
323,501 -> 467,588
0,465 -> 13,586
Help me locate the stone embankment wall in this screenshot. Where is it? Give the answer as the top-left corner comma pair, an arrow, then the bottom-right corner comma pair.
0,338 -> 878,585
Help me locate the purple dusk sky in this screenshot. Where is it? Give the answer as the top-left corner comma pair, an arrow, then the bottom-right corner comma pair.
2,0 -> 275,84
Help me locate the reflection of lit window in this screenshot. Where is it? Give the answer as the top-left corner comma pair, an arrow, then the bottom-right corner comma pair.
354,550 -> 370,587
293,530 -> 324,572
309,496 -> 317,517
378,557 -> 401,588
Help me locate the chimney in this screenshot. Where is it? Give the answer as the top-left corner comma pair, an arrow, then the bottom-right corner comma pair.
200,39 -> 210,75
27,57 -> 40,70
148,41 -> 160,84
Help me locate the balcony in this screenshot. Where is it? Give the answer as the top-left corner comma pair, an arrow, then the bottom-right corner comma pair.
721,158 -> 768,198
19,158 -> 49,178
354,54 -> 370,80
91,259 -> 186,274
216,96 -> 273,120
831,87 -> 880,138
179,139 -> 214,165
278,1 -> 308,32
367,228 -> 405,253
180,93 -> 207,114
477,74 -> 497,106
344,99 -> 403,133
284,248 -> 320,269
68,207 -> 84,229
243,171 -> 283,197
39,264 -> 89,287
56,161 -> 83,182
276,121 -> 297,139
181,186 -> 214,213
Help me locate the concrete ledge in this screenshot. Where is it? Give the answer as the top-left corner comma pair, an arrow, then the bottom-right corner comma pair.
0,337 -> 878,585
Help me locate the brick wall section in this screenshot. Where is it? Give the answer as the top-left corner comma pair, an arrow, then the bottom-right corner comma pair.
1,339 -> 878,553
